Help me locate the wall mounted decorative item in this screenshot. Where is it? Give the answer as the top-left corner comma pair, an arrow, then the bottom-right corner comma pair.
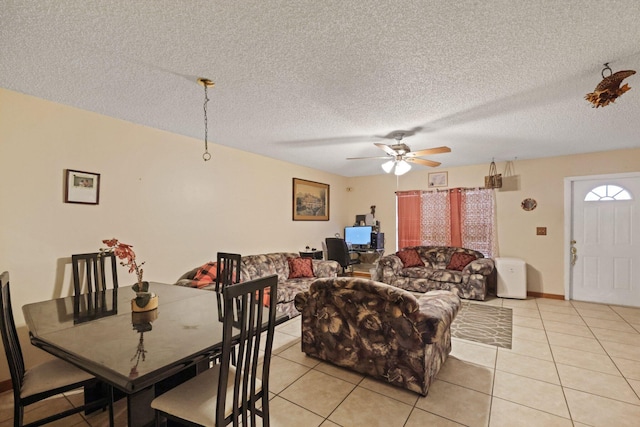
428,171 -> 448,188
484,160 -> 502,189
64,169 -> 100,205
521,198 -> 537,211
585,63 -> 636,108
293,178 -> 329,221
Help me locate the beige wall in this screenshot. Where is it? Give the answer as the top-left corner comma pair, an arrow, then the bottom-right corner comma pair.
347,149 -> 640,297
2,86 -> 640,383
0,88 -> 348,378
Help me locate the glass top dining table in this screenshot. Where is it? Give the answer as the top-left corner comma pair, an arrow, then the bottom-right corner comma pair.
22,282 -> 286,427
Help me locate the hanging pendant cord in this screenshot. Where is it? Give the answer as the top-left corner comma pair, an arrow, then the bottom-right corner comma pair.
202,84 -> 211,161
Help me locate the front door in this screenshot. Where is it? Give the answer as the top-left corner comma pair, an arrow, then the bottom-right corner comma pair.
569,175 -> 640,306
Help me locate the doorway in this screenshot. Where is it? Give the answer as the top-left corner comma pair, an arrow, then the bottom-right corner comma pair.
564,172 -> 640,307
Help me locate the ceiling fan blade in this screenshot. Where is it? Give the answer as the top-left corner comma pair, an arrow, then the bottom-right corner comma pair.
406,158 -> 441,167
406,146 -> 451,157
374,142 -> 398,156
346,156 -> 392,160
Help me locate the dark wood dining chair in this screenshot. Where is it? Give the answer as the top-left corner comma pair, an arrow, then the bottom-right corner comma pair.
0,271 -> 114,427
71,252 -> 119,296
325,237 -> 360,275
151,274 -> 278,426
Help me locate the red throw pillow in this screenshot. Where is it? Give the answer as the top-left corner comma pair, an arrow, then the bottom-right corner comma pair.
396,249 -> 424,267
447,253 -> 477,271
193,262 -> 217,288
287,257 -> 315,279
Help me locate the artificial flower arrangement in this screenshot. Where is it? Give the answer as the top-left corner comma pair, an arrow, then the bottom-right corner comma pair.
101,238 -> 156,310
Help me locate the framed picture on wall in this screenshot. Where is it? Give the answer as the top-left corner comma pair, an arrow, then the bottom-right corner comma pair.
292,178 -> 329,221
65,169 -> 100,205
428,171 -> 448,188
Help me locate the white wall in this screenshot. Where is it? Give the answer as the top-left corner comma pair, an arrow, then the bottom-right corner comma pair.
0,88 -> 348,379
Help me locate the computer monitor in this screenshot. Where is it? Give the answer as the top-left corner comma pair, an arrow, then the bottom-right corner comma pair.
344,226 -> 372,247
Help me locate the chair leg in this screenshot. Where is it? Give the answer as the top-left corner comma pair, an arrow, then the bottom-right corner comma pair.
15,404 -> 23,427
107,386 -> 114,427
262,394 -> 270,427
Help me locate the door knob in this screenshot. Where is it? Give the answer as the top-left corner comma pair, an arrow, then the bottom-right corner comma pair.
570,240 -> 577,266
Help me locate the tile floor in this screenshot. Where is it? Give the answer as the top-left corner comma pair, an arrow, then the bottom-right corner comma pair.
1,296 -> 640,426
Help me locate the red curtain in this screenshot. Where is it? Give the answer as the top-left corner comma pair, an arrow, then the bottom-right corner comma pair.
397,191 -> 422,249
449,189 -> 462,247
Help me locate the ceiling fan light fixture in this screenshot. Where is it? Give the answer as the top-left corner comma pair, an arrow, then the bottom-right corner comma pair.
381,160 -> 395,173
394,160 -> 411,176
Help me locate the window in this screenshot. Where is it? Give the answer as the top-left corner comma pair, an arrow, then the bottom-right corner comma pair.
584,185 -> 632,201
397,188 -> 498,257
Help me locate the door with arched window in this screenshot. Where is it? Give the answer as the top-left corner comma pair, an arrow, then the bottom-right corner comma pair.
570,176 -> 640,306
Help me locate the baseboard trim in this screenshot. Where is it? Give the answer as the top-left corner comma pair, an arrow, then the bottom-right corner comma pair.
0,378 -> 12,394
527,291 -> 565,300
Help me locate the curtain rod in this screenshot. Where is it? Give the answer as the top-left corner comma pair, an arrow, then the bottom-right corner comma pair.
396,187 -> 487,195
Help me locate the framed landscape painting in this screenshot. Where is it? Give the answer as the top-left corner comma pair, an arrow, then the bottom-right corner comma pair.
292,178 -> 329,221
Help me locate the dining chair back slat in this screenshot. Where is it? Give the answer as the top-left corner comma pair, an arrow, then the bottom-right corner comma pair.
72,252 -> 119,296
215,252 -> 241,324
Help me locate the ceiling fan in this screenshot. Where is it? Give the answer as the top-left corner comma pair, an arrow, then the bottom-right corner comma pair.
347,132 -> 451,175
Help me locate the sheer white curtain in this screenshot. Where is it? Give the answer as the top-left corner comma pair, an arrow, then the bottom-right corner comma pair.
420,190 -> 450,246
399,188 -> 498,257
460,188 -> 499,258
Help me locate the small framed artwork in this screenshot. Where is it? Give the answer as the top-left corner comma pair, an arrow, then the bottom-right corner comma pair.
428,171 -> 448,188
65,169 -> 100,205
292,178 -> 329,221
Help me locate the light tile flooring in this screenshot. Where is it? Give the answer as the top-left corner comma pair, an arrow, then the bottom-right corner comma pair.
2,297 -> 640,426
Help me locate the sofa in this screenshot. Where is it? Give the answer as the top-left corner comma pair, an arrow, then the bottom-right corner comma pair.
176,252 -> 340,318
375,246 -> 495,301
294,277 -> 461,396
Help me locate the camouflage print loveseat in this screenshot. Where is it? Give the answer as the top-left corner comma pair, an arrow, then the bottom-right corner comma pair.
294,277 -> 461,396
375,246 -> 496,301
176,252 -> 340,318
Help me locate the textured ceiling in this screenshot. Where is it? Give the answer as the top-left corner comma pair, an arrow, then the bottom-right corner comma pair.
2,1 -> 640,177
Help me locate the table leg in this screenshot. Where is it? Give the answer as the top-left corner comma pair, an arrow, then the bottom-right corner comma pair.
127,385 -> 155,427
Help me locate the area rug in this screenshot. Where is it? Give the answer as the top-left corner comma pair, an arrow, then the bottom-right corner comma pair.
451,302 -> 513,349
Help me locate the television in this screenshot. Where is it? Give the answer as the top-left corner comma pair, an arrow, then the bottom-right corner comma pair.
344,226 -> 372,247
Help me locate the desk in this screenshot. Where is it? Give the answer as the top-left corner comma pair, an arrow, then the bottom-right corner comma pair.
22,283 -> 283,427
350,249 -> 383,264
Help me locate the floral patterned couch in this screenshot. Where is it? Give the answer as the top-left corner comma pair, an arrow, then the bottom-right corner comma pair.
176,252 -> 340,318
294,277 -> 461,396
375,246 -> 496,301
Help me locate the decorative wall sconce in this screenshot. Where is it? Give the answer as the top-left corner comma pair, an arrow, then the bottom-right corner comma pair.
521,198 -> 537,211
585,63 -> 635,108
197,78 -> 215,161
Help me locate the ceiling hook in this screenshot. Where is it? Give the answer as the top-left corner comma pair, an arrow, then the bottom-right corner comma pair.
601,63 -> 612,79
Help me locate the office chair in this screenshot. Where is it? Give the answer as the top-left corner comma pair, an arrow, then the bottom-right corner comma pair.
325,238 -> 360,275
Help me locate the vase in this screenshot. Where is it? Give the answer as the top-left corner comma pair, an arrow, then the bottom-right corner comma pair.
131,292 -> 158,312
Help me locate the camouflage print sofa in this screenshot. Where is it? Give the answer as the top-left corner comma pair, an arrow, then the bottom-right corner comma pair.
375,246 -> 496,301
294,277 -> 461,396
176,252 -> 340,318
